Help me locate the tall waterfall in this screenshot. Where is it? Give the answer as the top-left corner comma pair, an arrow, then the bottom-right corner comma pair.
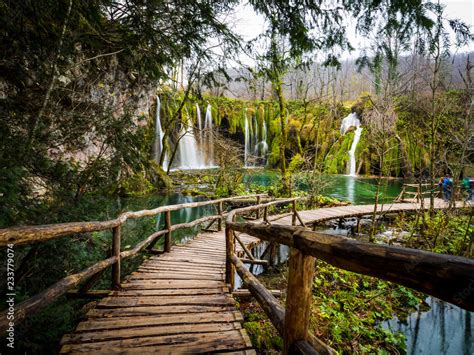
177,113 -> 206,170
204,104 -> 214,166
244,111 -> 250,166
244,110 -> 268,167
340,112 -> 362,176
153,96 -> 169,170
196,103 -> 202,142
174,104 -> 216,170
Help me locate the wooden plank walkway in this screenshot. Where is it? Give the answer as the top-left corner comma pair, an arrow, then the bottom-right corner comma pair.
60,232 -> 259,354
60,198 -> 471,353
276,198 -> 471,226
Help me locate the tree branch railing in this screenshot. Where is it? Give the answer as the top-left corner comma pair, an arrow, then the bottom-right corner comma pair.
225,203 -> 474,354
396,183 -> 440,202
0,194 -> 266,332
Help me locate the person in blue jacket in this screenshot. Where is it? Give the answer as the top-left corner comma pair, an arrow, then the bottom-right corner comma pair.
442,174 -> 453,201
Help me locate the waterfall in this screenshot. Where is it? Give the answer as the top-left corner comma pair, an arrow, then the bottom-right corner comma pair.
153,96 -> 169,170
244,110 -> 268,167
196,103 -> 203,142
177,113 -> 206,169
174,104 -> 216,170
257,120 -> 268,156
204,104 -> 214,166
340,112 -> 362,176
244,111 -> 250,167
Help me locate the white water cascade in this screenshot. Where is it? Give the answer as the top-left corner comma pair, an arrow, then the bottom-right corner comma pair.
340,112 -> 362,176
204,104 -> 214,166
244,110 -> 268,167
174,104 -> 216,170
177,113 -> 206,170
196,103 -> 203,142
153,96 -> 169,170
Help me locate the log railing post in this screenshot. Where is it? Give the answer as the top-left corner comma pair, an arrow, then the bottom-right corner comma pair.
284,248 -> 315,354
256,196 -> 261,219
111,226 -> 121,289
217,201 -> 223,231
263,206 -> 268,223
292,200 -> 297,226
225,216 -> 236,291
164,210 -> 172,253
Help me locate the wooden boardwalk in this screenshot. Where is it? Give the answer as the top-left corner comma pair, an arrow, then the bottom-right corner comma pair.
60,232 -> 259,354
275,198 -> 470,226
60,198 -> 470,353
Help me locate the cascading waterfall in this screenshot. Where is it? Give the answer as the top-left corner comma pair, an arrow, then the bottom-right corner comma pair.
244,109 -> 268,167
174,104 -> 216,170
340,112 -> 362,176
204,104 -> 214,166
244,111 -> 250,167
177,112 -> 206,169
153,96 -> 169,170
196,103 -> 203,142
257,121 -> 268,156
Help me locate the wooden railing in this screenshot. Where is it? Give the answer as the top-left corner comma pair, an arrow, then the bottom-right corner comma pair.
0,194 -> 266,332
225,202 -> 474,354
396,183 -> 439,202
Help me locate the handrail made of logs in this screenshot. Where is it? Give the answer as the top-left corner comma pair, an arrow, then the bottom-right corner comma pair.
0,194 -> 266,333
225,197 -> 303,290
224,197 -> 331,355
396,183 -> 440,202
0,194 -> 266,247
228,222 -> 474,311
225,203 -> 474,354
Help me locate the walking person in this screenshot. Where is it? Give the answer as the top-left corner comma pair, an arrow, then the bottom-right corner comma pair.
461,177 -> 472,201
442,174 -> 453,202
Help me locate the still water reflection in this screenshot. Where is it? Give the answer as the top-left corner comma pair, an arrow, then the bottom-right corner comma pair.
383,297 -> 473,355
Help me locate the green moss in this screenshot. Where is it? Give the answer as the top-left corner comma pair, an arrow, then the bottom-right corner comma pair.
118,172 -> 154,196
244,322 -> 283,351
324,132 -> 354,174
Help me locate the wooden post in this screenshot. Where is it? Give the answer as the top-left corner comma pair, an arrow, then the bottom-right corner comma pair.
225,217 -> 235,291
264,206 -> 268,223
217,201 -> 223,231
356,217 -> 361,235
111,226 -> 121,289
292,200 -> 296,226
164,210 -> 171,253
284,248 -> 315,354
256,196 -> 261,219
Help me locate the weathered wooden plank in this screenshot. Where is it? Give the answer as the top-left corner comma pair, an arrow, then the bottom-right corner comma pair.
60,329 -> 253,353
87,305 -> 234,318
76,311 -> 243,331
128,272 -> 223,281
108,288 -> 228,297
62,322 -> 243,344
121,279 -> 225,289
98,294 -> 235,308
137,266 -> 223,275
